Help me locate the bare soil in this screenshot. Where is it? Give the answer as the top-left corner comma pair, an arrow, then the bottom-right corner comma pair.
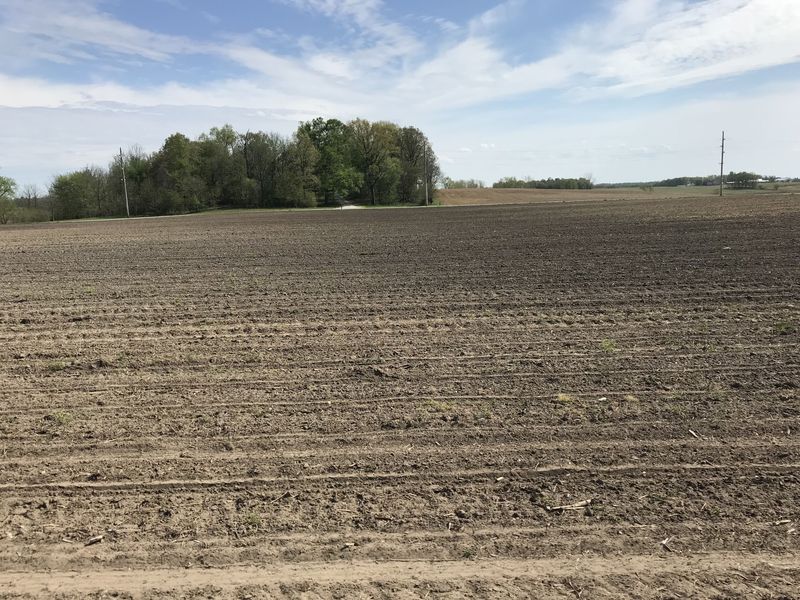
0,194 -> 798,598
437,186 -> 799,205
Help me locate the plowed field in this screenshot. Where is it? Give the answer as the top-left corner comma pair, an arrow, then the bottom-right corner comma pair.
1,195 -> 798,598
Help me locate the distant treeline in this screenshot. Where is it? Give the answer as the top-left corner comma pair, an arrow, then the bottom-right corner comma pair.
493,176 -> 594,190
0,119 -> 441,223
597,172 -> 799,189
442,177 -> 486,189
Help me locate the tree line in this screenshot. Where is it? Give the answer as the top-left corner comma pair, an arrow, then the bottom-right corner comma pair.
492,176 -> 594,190
442,177 -> 486,189
0,118 -> 441,223
597,172 -> 799,189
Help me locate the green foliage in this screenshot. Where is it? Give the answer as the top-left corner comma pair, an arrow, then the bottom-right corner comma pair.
45,411 -> 73,425
442,177 -> 485,189
727,171 -> 760,189
598,172 -> 775,189
39,119 -> 440,220
349,119 -> 398,205
0,197 -> 15,224
346,120 -> 439,205
599,339 -> 618,353
493,176 -> 593,190
9,206 -> 49,223
299,118 -> 360,205
50,172 -> 89,220
243,512 -> 262,528
0,175 -> 17,224
276,130 -> 320,208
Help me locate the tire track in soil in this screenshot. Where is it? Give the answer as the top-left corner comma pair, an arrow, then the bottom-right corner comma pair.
0,554 -> 797,598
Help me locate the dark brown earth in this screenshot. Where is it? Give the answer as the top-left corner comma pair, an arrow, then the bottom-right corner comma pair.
0,195 -> 798,598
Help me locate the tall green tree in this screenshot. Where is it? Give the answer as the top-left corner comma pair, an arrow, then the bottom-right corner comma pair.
728,171 -> 759,189
349,119 -> 400,205
279,130 -> 320,207
0,175 -> 16,224
238,131 -> 287,207
396,126 -> 441,204
50,172 -> 93,220
299,118 -> 361,205
198,124 -> 247,206
151,133 -> 207,213
81,166 -> 111,217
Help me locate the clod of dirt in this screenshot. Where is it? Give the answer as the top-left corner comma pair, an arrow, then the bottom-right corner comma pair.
373,366 -> 396,378
89,358 -> 113,370
19,318 -> 32,325
352,366 -> 399,379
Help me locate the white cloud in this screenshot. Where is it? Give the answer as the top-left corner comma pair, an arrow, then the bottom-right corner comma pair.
0,0 -> 203,66
0,72 -> 348,119
282,0 -> 421,71
399,0 -> 800,107
419,15 -> 459,33
468,0 -> 524,34
581,0 -> 800,96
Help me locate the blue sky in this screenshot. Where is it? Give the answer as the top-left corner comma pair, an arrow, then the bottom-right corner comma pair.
1,0 -> 799,188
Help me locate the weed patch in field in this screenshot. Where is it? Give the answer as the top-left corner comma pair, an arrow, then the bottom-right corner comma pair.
425,399 -> 454,413
243,512 -> 262,528
599,339 -> 618,353
44,411 -> 73,426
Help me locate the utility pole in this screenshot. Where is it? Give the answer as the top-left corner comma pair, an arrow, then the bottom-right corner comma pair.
120,148 -> 130,217
423,142 -> 429,206
719,131 -> 725,197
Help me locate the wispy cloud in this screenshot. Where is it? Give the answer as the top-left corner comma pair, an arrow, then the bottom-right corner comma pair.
468,0 -> 524,34
578,0 -> 800,96
281,0 -> 421,73
400,0 -> 800,107
419,15 -> 459,33
0,0 -> 203,66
